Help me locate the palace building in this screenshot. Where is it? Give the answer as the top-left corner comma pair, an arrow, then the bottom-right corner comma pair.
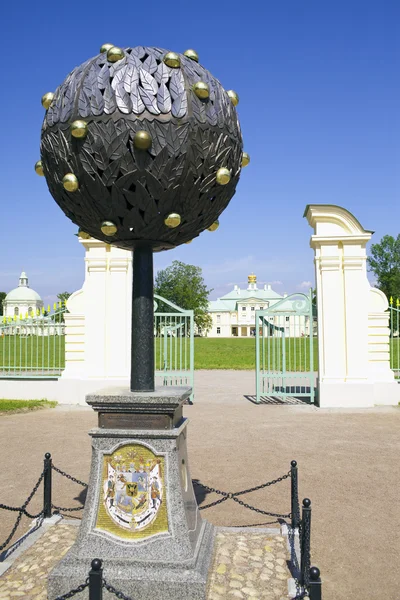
2,272 -> 44,319
207,274 -> 311,338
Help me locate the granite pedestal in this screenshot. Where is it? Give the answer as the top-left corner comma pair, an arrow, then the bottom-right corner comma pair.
48,386 -> 215,600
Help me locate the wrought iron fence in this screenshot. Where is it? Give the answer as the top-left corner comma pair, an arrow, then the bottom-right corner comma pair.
389,298 -> 400,378
154,295 -> 194,402
0,303 -> 66,377
0,454 -> 322,599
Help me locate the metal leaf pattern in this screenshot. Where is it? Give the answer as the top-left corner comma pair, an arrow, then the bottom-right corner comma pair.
98,64 -> 110,89
139,87 -> 160,115
171,92 -> 187,118
103,83 -> 116,114
130,83 -> 145,114
143,54 -> 158,74
139,68 -> 158,95
40,45 -> 242,250
154,62 -> 171,85
115,83 -> 132,114
157,83 -> 171,113
123,64 -> 139,92
169,69 -> 185,100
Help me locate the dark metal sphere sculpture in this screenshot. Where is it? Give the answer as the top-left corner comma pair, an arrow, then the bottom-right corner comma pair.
39,45 -> 246,251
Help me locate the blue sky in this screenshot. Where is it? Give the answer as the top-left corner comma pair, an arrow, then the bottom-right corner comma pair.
1,1 -> 398,302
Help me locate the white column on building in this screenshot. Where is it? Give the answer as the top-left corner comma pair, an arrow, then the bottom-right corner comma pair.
305,204 -> 400,407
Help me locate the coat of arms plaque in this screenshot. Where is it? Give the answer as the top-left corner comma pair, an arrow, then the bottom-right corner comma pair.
95,443 -> 168,540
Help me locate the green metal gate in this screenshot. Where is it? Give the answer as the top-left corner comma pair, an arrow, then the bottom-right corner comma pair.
154,295 -> 195,402
255,291 -> 317,404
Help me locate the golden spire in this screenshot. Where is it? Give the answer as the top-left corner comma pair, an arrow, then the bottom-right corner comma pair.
248,273 -> 257,284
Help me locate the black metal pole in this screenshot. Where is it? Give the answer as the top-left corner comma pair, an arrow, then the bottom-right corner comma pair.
300,498 -> 312,588
309,566 -> 322,600
290,460 -> 300,530
131,245 -> 154,392
43,452 -> 52,518
89,559 -> 103,600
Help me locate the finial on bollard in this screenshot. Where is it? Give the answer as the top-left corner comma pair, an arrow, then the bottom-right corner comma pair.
310,566 -> 320,580
303,498 -> 311,508
91,558 -> 102,571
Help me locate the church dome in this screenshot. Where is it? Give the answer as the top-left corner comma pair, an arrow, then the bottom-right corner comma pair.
5,272 -> 42,303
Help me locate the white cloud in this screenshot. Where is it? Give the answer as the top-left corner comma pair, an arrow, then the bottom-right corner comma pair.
297,281 -> 313,289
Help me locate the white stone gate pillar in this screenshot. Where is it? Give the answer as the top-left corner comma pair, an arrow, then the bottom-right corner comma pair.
304,204 -> 400,407
62,238 -> 132,396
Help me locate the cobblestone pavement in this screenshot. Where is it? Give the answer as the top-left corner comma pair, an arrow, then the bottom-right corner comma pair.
0,522 -> 290,599
0,522 -> 78,600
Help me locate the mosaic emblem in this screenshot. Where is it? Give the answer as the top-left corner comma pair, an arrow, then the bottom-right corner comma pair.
95,444 -> 168,541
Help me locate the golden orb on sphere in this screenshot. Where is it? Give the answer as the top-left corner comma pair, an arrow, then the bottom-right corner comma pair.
241,152 -> 250,167
185,240 -> 193,244
101,221 -> 118,236
62,173 -> 79,192
41,92 -> 54,109
34,160 -> 44,176
78,229 -> 91,240
164,52 -> 181,68
227,90 -> 239,106
133,130 -> 152,150
71,120 -> 88,139
183,49 -> 199,62
216,168 -> 231,185
100,43 -> 114,53
193,82 -> 209,100
107,46 -> 125,63
164,213 -> 181,228
207,220 -> 219,232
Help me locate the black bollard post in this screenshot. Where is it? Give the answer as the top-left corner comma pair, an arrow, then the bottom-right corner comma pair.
290,460 -> 300,530
89,559 -> 103,600
300,498 -> 312,588
43,453 -> 52,519
309,566 -> 322,600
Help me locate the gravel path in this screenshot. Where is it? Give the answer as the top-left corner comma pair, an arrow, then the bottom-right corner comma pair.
0,370 -> 399,600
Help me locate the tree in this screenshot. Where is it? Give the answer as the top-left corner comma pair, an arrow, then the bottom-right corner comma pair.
57,292 -> 72,304
53,292 -> 72,323
367,235 -> 400,301
0,292 -> 6,316
154,261 -> 212,333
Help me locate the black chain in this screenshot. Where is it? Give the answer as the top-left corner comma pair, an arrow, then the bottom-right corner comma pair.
231,496 -> 291,519
52,504 -> 84,513
103,579 -> 134,599
52,465 -> 88,487
0,471 -> 45,552
197,471 -> 291,515
54,580 -> 89,599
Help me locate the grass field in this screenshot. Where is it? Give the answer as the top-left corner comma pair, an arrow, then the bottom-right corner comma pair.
0,399 -> 57,412
0,335 -> 399,373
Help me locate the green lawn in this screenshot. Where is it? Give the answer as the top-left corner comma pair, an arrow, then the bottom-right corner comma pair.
0,334 -> 399,373
193,337 -> 319,370
0,399 -> 57,412
0,335 -> 65,372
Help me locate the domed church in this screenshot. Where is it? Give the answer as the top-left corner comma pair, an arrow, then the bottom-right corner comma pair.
2,272 -> 44,318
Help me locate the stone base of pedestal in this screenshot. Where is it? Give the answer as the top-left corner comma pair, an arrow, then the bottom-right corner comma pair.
48,386 -> 215,600
48,520 -> 215,600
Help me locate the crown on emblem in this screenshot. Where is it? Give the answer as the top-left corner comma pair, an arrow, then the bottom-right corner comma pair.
248,273 -> 257,284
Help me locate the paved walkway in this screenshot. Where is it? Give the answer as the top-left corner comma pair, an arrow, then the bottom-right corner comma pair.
0,370 -> 399,600
0,522 -> 290,599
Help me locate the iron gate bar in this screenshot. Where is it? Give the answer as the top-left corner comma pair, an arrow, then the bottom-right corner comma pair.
255,290 -> 316,405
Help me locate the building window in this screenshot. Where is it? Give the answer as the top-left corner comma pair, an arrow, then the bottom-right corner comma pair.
259,306 -> 263,310
241,306 -> 246,311
251,306 -> 255,311
232,327 -> 238,336
216,314 -> 221,323
28,307 -> 32,315
14,307 -> 19,316
217,327 -> 221,334
286,316 -> 289,322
